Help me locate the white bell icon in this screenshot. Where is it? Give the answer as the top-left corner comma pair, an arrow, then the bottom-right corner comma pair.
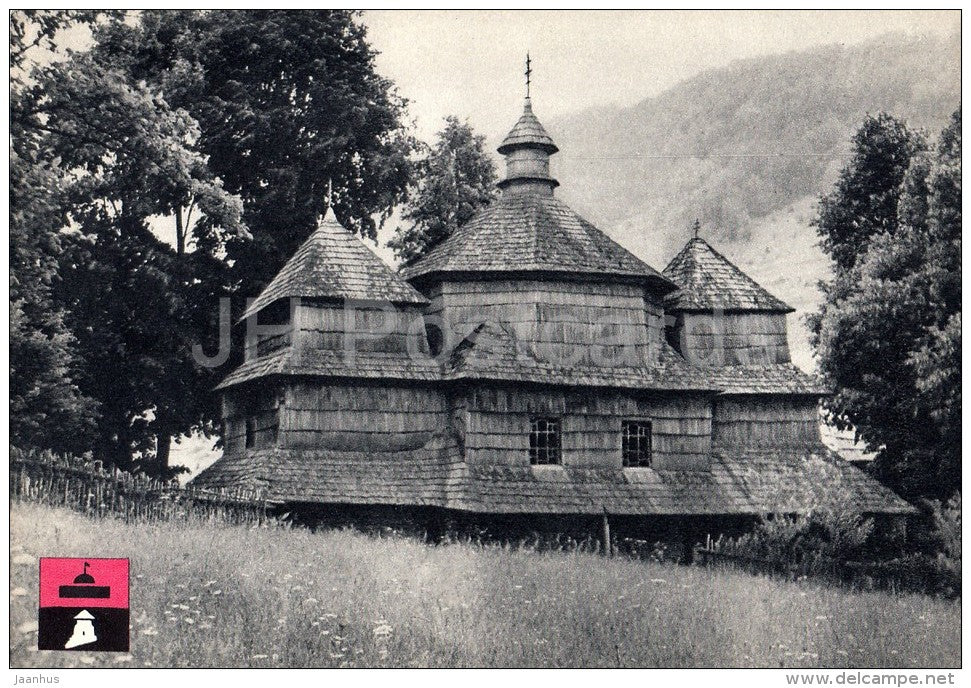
65,609 -> 97,649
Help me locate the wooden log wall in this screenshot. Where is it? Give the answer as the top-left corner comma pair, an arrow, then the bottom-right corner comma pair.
222,386 -> 284,455
423,279 -> 665,366
713,396 -> 821,448
671,312 -> 791,366
295,302 -> 429,355
281,381 -> 447,452
460,384 -> 712,470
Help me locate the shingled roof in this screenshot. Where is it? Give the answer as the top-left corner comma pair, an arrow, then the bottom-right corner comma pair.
663,237 -> 794,313
704,364 -> 830,395
444,321 -> 717,392
214,348 -> 442,390
400,193 -> 677,293
240,211 -> 427,323
497,98 -> 558,154
192,439 -> 913,516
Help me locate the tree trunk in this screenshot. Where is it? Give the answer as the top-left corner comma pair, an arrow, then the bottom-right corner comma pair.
156,433 -> 171,476
175,208 -> 185,256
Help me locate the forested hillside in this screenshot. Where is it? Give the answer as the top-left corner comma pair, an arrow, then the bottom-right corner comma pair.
548,32 -> 959,265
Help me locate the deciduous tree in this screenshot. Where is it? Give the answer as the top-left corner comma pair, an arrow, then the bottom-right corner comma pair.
811,110 -> 961,501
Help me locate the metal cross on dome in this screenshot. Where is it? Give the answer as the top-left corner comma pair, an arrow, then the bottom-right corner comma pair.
525,53 -> 532,99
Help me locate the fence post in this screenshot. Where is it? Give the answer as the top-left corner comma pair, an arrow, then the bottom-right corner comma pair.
601,507 -> 612,558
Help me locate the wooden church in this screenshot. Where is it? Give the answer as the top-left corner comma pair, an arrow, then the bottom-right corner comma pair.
194,91 -> 912,544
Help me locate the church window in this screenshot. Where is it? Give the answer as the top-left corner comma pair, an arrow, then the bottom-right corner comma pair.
622,420 -> 652,467
529,417 -> 561,465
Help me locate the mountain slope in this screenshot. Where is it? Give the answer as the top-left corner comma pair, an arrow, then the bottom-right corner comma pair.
547,32 -> 960,269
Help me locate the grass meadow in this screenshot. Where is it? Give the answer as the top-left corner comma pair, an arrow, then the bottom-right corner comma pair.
9,502 -> 960,668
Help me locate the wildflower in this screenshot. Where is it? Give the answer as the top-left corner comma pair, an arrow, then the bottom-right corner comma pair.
373,624 -> 393,638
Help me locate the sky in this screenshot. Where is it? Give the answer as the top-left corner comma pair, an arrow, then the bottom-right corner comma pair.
362,10 -> 959,142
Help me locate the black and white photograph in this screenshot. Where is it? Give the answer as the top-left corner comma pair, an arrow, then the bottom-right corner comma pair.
7,8 -> 962,675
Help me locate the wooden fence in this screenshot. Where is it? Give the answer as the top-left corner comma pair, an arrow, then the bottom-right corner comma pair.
10,449 -> 269,526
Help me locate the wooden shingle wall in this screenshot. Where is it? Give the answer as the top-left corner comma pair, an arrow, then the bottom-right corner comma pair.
243,299 -> 293,362
295,302 -> 430,356
281,381 -> 447,453
461,385 -> 712,470
713,396 -> 820,448
670,312 -> 791,366
222,386 -> 284,454
425,278 -> 665,366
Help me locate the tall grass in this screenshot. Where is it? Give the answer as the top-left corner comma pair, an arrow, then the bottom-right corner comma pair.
9,503 -> 959,668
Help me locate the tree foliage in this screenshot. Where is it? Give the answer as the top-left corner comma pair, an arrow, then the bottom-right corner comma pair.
813,113 -> 927,271
92,10 -> 419,295
810,110 -> 961,501
10,11 -> 108,454
12,11 -> 247,472
389,116 -> 497,263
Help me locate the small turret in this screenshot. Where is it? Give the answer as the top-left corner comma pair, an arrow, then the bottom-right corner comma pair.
663,225 -> 795,366
496,56 -> 559,196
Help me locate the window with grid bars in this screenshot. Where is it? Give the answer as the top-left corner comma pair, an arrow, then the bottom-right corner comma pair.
529,417 -> 561,465
622,420 -> 652,467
